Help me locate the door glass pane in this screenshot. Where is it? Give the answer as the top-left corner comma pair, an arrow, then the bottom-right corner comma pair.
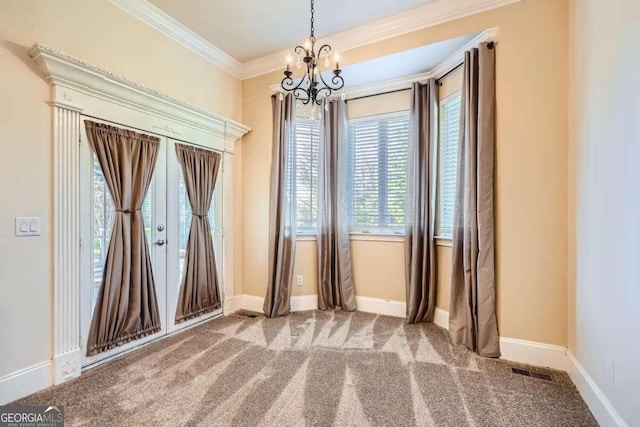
178,167 -> 215,279
92,155 -> 154,311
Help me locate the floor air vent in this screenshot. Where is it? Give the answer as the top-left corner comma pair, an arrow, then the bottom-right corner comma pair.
511,367 -> 553,382
235,310 -> 259,318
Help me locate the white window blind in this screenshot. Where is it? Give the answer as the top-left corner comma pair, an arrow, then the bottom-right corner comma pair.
437,92 -> 462,238
348,112 -> 409,233
295,118 -> 320,232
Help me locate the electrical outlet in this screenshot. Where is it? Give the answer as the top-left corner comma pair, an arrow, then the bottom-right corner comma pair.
296,275 -> 303,286
605,355 -> 615,383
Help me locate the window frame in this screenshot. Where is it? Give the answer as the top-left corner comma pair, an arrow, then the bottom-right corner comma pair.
293,117 -> 321,235
347,110 -> 410,237
435,90 -> 462,244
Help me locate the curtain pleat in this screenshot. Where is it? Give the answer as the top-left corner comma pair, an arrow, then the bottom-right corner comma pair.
84,120 -> 161,356
264,94 -> 297,318
449,42 -> 500,357
405,80 -> 439,324
317,100 -> 356,311
174,143 -> 222,323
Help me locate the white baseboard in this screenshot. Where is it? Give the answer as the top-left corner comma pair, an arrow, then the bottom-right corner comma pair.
291,294 -> 318,311
433,307 -> 449,329
53,348 -> 81,385
223,295 -> 238,315
355,296 -> 405,318
0,361 -> 53,404
431,307 -> 568,371
235,294 -> 319,314
499,337 -> 567,371
567,352 -> 628,427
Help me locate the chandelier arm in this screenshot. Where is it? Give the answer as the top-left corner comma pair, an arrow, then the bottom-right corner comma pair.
317,44 -> 333,57
315,87 -> 331,105
281,74 -> 307,92
330,74 -> 345,90
294,88 -> 311,104
317,70 -> 344,91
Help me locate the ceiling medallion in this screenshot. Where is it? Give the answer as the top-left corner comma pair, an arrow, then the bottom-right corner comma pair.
280,0 -> 345,112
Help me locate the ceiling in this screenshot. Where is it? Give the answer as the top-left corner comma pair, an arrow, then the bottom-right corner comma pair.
147,0 -> 439,62
339,33 -> 478,89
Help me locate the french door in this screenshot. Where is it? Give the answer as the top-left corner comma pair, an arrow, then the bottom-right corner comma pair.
79,117 -> 223,367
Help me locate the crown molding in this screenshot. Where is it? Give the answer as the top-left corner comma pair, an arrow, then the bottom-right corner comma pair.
268,27 -> 498,101
109,0 -> 519,80
109,0 -> 243,78
242,0 -> 517,79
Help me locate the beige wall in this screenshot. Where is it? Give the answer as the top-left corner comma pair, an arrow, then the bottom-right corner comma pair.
568,0 -> 640,424
242,0 -> 569,346
0,0 -> 241,378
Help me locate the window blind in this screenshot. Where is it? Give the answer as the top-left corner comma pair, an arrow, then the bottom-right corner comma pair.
295,118 -> 320,232
437,93 -> 462,238
348,113 -> 409,233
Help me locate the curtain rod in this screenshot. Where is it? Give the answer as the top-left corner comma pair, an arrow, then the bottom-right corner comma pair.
346,61 -> 463,102
345,88 -> 411,103
436,62 -> 464,85
346,41 -> 494,101
436,41 -> 494,85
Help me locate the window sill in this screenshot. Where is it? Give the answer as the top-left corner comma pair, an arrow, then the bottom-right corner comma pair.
298,233 -> 452,245
296,234 -> 317,241
296,233 -> 405,242
349,233 -> 404,242
435,236 -> 453,247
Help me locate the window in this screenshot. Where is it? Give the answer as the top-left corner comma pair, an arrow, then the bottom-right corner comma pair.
348,112 -> 409,233
92,154 -> 153,310
437,92 -> 462,238
295,118 -> 320,233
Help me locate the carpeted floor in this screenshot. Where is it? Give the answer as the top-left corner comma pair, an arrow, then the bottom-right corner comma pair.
14,310 -> 597,426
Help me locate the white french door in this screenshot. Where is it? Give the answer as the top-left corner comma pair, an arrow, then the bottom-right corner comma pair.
79,118 -> 222,367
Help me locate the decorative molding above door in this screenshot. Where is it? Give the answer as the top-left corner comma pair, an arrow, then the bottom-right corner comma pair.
28,44 -> 250,152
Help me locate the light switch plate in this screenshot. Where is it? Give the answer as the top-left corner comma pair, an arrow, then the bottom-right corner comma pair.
15,217 -> 41,236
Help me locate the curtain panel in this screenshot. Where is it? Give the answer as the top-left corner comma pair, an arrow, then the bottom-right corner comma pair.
317,100 -> 356,311
264,94 -> 297,318
449,42 -> 500,357
174,143 -> 222,323
405,80 -> 439,324
84,120 -> 161,356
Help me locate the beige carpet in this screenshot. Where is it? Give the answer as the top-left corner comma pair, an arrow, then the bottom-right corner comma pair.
14,310 -> 597,426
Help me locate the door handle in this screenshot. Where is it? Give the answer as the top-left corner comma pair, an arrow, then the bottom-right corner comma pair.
155,239 -> 166,246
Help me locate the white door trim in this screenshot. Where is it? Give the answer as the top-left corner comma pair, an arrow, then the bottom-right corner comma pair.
28,44 -> 250,385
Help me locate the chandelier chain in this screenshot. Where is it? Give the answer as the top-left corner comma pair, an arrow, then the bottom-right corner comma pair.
310,0 -> 315,37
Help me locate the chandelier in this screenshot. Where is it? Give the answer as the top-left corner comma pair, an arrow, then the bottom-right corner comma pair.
281,0 -> 345,106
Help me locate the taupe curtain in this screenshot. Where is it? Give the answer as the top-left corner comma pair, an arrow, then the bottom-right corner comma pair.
405,80 -> 439,324
264,94 -> 297,318
85,121 -> 161,356
317,100 -> 356,311
449,42 -> 500,357
175,144 -> 221,323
